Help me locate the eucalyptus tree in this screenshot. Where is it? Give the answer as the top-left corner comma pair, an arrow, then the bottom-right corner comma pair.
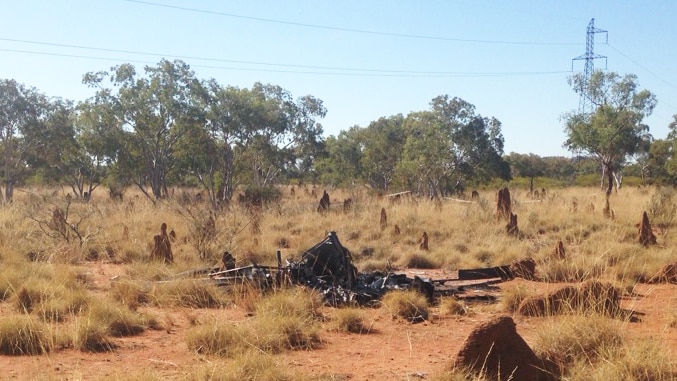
178,80 -> 327,209
177,79 -> 237,210
72,97 -> 127,198
564,71 -> 656,195
399,96 -> 510,197
506,152 -> 546,192
0,79 -> 50,202
225,83 -> 326,188
654,115 -> 677,184
25,98 -> 95,199
286,94 -> 327,182
83,59 -> 204,200
315,126 -> 364,187
359,115 -> 406,191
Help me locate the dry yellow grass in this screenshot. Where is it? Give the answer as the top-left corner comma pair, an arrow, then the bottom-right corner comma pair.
0,184 -> 676,379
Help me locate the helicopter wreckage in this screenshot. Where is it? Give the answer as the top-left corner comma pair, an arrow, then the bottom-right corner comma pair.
169,232 -> 517,306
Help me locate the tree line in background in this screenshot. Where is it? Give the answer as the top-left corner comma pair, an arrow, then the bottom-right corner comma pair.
1,59 -> 675,208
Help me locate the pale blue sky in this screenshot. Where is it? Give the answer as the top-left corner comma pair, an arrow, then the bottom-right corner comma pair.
2,0 -> 676,156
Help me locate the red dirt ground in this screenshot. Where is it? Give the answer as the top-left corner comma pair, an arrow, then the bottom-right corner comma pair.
2,264 -> 677,380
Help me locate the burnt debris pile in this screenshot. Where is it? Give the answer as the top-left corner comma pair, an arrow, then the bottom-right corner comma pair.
183,232 -> 513,306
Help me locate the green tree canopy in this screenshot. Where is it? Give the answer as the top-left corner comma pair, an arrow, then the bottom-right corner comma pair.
83,59 -> 204,200
399,96 -> 510,196
564,71 -> 656,195
0,79 -> 52,202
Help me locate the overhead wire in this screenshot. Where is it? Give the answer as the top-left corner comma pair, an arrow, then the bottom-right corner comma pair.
123,0 -> 582,46
607,43 -> 677,92
0,37 -> 568,76
0,47 -> 570,78
0,2 -> 584,78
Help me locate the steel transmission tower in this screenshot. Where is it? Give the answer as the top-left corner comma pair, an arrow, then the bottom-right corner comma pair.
572,18 -> 608,114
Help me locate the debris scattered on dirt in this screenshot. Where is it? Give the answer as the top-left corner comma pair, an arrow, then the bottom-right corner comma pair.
173,232 -> 514,307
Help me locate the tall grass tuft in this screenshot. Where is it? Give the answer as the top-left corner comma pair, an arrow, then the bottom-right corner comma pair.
398,252 -> 441,269
109,278 -> 150,309
192,353 -> 299,381
534,315 -> 675,379
500,283 -> 533,312
88,300 -> 155,337
330,307 -> 369,333
381,290 -> 429,322
186,287 -> 322,356
150,279 -> 229,308
186,321 -> 244,357
439,297 -> 467,316
0,315 -> 51,355
73,319 -> 116,352
533,315 -> 622,373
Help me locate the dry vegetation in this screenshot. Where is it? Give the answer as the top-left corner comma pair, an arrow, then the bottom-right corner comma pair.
0,185 -> 676,380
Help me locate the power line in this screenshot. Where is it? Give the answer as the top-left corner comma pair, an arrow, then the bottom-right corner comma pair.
3,37 -> 568,75
607,43 -> 677,92
0,46 -> 571,78
0,37 -> 429,74
124,0 -> 581,46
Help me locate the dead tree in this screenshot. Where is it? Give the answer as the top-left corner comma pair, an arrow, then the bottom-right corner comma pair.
496,187 -> 512,220
151,222 -> 173,263
419,231 -> 429,251
638,211 -> 657,246
380,207 -> 387,230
